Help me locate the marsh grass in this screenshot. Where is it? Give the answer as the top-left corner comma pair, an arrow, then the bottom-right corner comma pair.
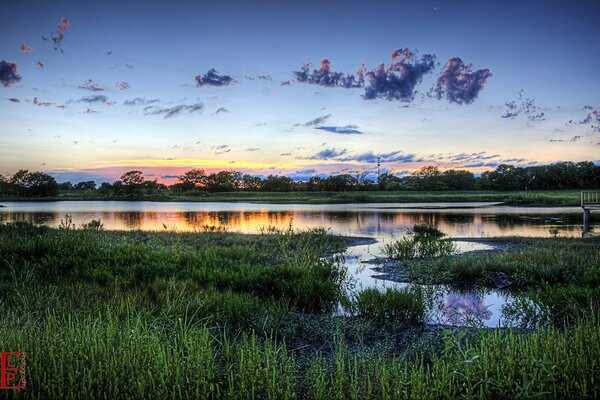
1,222 -> 600,398
382,225 -> 456,260
409,236 -> 600,287
354,287 -> 425,324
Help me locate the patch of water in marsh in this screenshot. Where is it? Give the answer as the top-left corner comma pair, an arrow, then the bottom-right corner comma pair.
339,242 -> 517,328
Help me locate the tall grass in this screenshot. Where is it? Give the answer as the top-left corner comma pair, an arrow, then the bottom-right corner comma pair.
2,304 -> 599,399
408,236 -> 600,287
383,225 -> 456,260
354,288 -> 425,324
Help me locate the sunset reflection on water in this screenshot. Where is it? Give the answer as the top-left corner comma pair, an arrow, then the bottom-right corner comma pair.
0,201 -> 591,238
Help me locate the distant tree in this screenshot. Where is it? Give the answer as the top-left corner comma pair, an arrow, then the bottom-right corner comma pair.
0,174 -> 9,195
74,181 -> 97,190
261,175 -> 295,192
10,170 -> 59,197
408,166 -> 445,190
241,175 -> 263,191
441,170 -> 475,190
307,176 -> 324,191
178,169 -> 206,191
120,171 -> 145,186
98,182 -> 113,195
378,173 -> 403,190
203,171 -> 242,192
322,174 -> 358,191
58,181 -> 73,190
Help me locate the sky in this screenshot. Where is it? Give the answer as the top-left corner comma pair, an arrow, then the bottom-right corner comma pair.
1,0 -> 599,184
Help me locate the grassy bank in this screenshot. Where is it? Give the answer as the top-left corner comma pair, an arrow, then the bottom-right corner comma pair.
407,236 -> 600,288
0,189 -> 584,206
1,223 -> 599,398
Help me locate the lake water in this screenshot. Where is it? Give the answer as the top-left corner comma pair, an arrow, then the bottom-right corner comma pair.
0,201 -> 594,328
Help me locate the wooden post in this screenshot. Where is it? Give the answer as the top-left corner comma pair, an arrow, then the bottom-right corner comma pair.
583,209 -> 591,234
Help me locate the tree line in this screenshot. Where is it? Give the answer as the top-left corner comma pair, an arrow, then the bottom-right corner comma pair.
1,161 -> 599,197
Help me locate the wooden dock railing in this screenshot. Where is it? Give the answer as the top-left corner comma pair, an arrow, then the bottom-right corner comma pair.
582,191 -> 600,234
581,191 -> 600,209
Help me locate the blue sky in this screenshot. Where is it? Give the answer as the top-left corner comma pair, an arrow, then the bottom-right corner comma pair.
1,0 -> 599,183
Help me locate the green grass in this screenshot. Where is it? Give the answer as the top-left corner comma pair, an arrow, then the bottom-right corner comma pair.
354,287 -> 425,324
1,223 -> 600,398
408,236 -> 600,288
0,189 -> 584,205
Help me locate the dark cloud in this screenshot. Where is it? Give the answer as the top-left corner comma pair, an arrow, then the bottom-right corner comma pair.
116,81 -> 130,90
501,90 -> 545,121
364,50 -> 436,101
74,95 -> 109,103
294,58 -> 364,88
27,97 -> 54,107
212,107 -> 229,115
435,57 -> 492,104
314,125 -> 363,135
78,79 -> 105,91
549,136 -> 582,143
19,43 -> 33,53
293,49 -> 436,102
8,98 -> 20,103
144,103 -> 204,119
338,151 -> 417,163
45,17 -> 71,53
195,69 -> 233,86
302,148 -> 348,160
296,114 -> 331,127
581,109 -> 600,133
0,61 -> 22,86
123,97 -> 159,106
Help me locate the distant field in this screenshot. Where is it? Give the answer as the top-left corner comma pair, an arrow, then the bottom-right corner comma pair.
0,190 -> 585,206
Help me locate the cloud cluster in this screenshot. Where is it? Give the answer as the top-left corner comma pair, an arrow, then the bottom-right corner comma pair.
581,109 -> 600,133
338,150 -> 416,163
19,43 -> 33,53
363,50 -> 436,101
314,125 -> 363,135
435,57 -> 491,104
0,61 -> 22,86
195,69 -> 233,86
303,148 -> 348,160
211,144 -> 231,155
501,90 -> 545,121
43,17 -> 71,53
294,58 -> 364,88
78,79 -> 105,91
296,114 -> 331,127
212,107 -> 229,115
123,97 -> 159,106
144,103 -> 204,119
293,49 -> 440,102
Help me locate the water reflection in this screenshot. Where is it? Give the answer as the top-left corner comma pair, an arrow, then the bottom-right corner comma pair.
0,201 -> 594,238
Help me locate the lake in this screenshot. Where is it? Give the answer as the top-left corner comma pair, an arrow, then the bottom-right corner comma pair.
0,201 -> 594,328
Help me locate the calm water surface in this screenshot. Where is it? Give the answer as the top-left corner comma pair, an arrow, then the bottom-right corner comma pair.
1,201 -> 594,327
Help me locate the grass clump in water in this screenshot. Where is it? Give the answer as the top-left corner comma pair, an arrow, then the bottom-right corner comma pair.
382,224 -> 456,260
355,287 -> 425,324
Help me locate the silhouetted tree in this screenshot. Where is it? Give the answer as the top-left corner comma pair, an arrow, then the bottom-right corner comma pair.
9,170 -> 59,197
203,171 -> 243,192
